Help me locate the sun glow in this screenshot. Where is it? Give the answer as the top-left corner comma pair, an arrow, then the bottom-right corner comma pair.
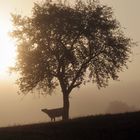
0,20 -> 16,78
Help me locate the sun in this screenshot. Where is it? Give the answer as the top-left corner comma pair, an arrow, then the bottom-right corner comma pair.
0,20 -> 16,78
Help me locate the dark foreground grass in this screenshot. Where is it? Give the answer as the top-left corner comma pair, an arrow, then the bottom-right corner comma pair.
0,111 -> 140,140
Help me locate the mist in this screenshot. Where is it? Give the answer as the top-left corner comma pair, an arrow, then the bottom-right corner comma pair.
0,77 -> 140,126
0,0 -> 140,127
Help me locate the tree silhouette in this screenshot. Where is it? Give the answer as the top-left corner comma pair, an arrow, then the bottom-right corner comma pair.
11,0 -> 133,120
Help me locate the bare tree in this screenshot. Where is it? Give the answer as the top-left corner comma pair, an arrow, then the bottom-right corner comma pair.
11,0 -> 133,120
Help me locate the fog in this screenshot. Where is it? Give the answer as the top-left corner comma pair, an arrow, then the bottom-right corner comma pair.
0,0 -> 140,127
0,77 -> 140,126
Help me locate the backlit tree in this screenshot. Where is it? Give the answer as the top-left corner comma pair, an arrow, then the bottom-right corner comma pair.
11,0 -> 133,120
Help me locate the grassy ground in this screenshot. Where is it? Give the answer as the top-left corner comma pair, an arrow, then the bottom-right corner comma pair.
0,111 -> 140,140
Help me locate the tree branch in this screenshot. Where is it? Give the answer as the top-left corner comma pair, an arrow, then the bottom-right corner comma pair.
70,31 -> 83,50
68,46 -> 105,93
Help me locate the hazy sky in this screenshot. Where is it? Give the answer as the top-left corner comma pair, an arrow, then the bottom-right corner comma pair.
0,0 -> 140,127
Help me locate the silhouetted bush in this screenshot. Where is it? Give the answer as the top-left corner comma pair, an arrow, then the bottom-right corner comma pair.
106,101 -> 136,114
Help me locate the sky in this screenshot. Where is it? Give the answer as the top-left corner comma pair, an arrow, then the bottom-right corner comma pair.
0,0 -> 140,127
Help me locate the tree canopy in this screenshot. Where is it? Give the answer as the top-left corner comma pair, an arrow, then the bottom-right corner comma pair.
11,0 -> 133,120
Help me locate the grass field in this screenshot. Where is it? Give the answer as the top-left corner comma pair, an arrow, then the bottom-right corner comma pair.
0,111 -> 140,140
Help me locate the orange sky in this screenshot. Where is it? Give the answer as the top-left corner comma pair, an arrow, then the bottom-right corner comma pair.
0,0 -> 140,127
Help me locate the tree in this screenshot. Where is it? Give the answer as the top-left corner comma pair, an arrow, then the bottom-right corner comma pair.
11,0 -> 133,120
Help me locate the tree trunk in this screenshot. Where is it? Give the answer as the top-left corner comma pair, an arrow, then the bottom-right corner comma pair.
62,93 -> 69,120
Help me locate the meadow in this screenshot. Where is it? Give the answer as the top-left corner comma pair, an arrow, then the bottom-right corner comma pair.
0,111 -> 140,140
